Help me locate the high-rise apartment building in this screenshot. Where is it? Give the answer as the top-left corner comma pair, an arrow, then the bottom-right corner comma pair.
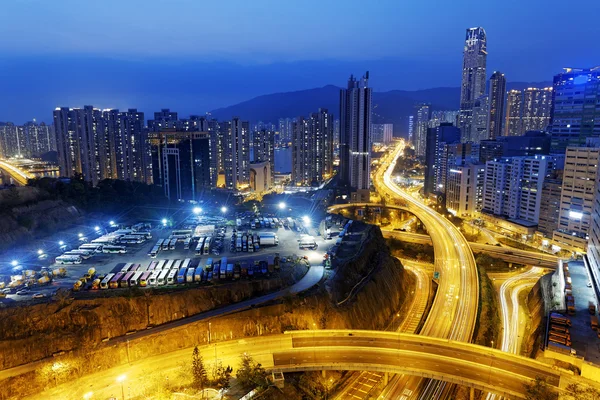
252,128 -> 275,184
488,72 -> 506,140
538,171 -> 563,238
223,117 -> 250,190
371,123 -> 393,144
115,109 -> 151,183
479,131 -> 551,163
472,95 -> 489,142
147,109 -> 180,132
505,90 -> 523,137
407,116 -> 414,143
292,108 -> 334,186
415,104 -> 430,157
458,27 -> 487,143
149,130 -> 212,201
424,123 -> 460,195
340,72 -> 372,191
550,67 -> 600,154
446,163 -> 485,217
522,87 -> 553,133
552,144 -> 600,252
428,111 -> 459,128
278,118 -> 294,145
482,155 -> 555,224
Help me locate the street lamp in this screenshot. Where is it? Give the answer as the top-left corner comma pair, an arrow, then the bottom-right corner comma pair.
302,215 -> 311,226
10,260 -> 18,267
109,220 -> 115,226
221,206 -> 228,214
78,233 -> 83,238
37,249 -> 43,255
192,207 -> 202,215
116,374 -> 126,400
83,392 -> 93,400
59,240 -> 64,246
278,202 -> 286,210
94,226 -> 100,231
161,218 -> 168,226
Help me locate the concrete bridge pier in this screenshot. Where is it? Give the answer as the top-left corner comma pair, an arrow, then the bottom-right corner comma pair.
470,387 -> 475,400
383,372 -> 389,385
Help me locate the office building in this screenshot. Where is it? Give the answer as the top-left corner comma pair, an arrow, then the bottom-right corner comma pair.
488,72 -> 506,140
424,123 -> 461,195
292,108 -> 334,186
522,87 -> 553,133
371,123 -> 393,144
223,117 -> 250,190
458,27 -> 487,142
550,67 -> 600,154
438,142 -> 480,196
482,155 -> 555,225
149,130 -> 212,201
415,104 -> 430,157
479,131 -> 551,163
340,72 -> 372,191
505,90 -> 523,137
553,143 -> 600,252
446,163 -> 485,217
538,171 -> 563,238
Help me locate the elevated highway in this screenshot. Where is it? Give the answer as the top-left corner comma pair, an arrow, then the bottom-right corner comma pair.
327,203 -> 561,268
0,160 -> 34,186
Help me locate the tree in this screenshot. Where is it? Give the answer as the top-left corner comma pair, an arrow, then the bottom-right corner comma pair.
191,346 -> 208,390
564,383 -> 600,400
524,377 -> 558,400
212,362 -> 232,399
236,353 -> 268,389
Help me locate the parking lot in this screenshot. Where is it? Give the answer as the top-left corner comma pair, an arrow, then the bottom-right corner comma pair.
0,210 -> 336,302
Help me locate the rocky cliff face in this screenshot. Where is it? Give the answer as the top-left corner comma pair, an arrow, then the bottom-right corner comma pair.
0,270 -> 303,369
0,187 -> 82,251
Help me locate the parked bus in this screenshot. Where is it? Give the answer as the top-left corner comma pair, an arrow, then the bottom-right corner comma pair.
167,268 -> 178,284
171,229 -> 192,239
177,267 -> 187,284
194,266 -> 204,282
119,235 -> 145,244
172,259 -> 182,270
157,269 -> 169,285
133,231 -> 152,239
220,263 -> 227,280
169,238 -> 177,250
203,237 -> 211,255
163,260 -> 174,271
181,259 -> 191,271
139,271 -> 152,287
155,260 -> 166,271
147,261 -> 157,272
184,237 -> 192,250
186,268 -> 195,283
148,270 -> 161,286
100,273 -> 115,289
55,255 -> 82,265
129,263 -> 141,272
195,238 -> 205,256
160,240 -> 170,251
130,271 -> 143,286
121,263 -> 133,272
102,245 -> 127,254
64,250 -> 93,259
205,258 -> 213,270
149,245 -> 160,258
79,243 -> 103,252
156,239 -> 164,249
226,263 -> 234,279
109,272 -> 124,289
299,237 -> 318,250
121,271 -> 135,288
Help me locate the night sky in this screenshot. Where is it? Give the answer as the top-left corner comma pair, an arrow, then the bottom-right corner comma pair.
1,0 -> 598,123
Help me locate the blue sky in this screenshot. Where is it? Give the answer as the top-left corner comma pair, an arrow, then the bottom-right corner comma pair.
0,0 -> 598,122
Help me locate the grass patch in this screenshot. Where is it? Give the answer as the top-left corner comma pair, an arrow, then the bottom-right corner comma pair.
472,264 -> 500,347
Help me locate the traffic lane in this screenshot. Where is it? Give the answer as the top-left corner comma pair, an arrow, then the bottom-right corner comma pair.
289,336 -> 558,382
272,349 -> 541,396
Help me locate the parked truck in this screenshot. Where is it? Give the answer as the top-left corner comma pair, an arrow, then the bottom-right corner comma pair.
549,335 -> 572,347
547,341 -> 576,356
550,313 -> 572,326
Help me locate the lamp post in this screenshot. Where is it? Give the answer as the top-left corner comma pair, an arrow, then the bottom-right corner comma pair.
116,374 -> 126,400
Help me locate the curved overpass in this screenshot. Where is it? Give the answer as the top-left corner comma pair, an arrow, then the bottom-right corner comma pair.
0,160 -> 33,186
328,203 -> 560,268
220,331 -> 571,399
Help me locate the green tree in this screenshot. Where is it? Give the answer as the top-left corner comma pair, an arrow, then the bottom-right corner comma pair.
564,383 -> 600,400
236,353 -> 268,389
211,362 -> 232,398
191,346 -> 208,390
524,377 -> 558,400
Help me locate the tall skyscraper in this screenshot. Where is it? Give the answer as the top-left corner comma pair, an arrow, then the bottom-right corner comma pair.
472,95 -> 489,142
224,117 -> 250,190
428,111 -> 459,128
505,90 -> 523,136
415,104 -> 430,157
522,87 -> 553,133
116,109 -> 150,183
340,72 -> 372,190
550,67 -> 600,153
149,130 -> 212,201
459,27 -> 487,142
407,116 -> 414,143
488,72 -> 506,140
292,108 -> 334,186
